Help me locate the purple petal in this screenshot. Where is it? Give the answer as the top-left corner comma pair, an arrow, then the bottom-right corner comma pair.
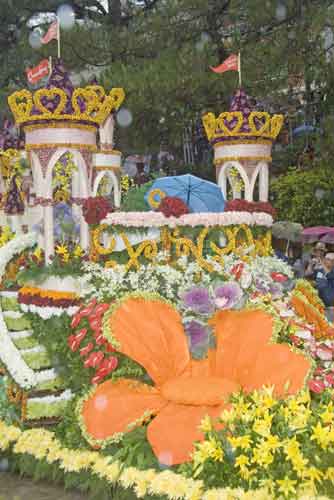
214,281 -> 243,309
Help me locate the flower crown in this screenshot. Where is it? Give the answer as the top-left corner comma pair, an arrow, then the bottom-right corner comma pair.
202,111 -> 284,143
8,86 -> 125,127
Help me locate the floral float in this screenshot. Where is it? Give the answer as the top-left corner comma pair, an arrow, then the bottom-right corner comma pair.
79,295 -> 310,464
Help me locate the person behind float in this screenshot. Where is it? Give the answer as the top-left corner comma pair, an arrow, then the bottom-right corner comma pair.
304,241 -> 327,279
315,252 -> 334,321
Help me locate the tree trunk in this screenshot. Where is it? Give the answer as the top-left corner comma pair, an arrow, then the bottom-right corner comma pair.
108,0 -> 122,25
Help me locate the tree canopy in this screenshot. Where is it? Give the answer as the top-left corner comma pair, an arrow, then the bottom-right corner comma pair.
1,0 -> 334,164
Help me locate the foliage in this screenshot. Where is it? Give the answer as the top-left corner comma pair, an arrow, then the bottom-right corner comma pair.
27,312 -> 91,392
0,376 -> 20,424
271,164 -> 334,226
2,0 -> 334,166
120,180 -> 154,212
17,244 -> 86,285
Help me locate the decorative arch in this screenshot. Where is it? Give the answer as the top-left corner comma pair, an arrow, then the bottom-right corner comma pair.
29,151 -> 44,197
92,170 -> 121,208
217,161 -> 251,201
41,148 -> 91,262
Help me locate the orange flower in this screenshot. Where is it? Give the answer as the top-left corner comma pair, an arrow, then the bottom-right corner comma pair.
80,297 -> 311,465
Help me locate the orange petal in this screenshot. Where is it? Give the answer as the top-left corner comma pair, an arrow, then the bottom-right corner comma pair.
212,309 -> 311,394
108,297 -> 190,386
242,343 -> 311,396
211,309 -> 274,382
147,403 -> 225,465
81,378 -> 167,444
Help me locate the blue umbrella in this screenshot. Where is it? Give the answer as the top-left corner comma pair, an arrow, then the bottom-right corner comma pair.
145,174 -> 225,213
292,124 -> 320,136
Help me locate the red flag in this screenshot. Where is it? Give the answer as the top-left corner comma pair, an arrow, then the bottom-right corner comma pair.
41,21 -> 58,45
26,59 -> 50,84
210,54 -> 239,74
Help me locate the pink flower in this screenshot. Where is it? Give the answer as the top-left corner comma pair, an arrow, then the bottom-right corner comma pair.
308,379 -> 326,393
271,272 -> 288,283
316,346 -> 333,361
325,373 -> 334,386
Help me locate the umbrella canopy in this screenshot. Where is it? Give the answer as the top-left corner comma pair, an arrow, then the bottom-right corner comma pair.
272,221 -> 303,242
145,174 -> 225,213
302,226 -> 332,243
320,229 -> 334,244
292,124 -> 320,136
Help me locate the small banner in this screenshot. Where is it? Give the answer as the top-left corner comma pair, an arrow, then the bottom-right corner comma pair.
26,59 -> 50,84
210,54 -> 239,74
41,21 -> 58,45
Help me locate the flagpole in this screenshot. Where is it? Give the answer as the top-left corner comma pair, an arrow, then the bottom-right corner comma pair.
238,52 -> 242,87
57,20 -> 61,59
48,56 -> 52,76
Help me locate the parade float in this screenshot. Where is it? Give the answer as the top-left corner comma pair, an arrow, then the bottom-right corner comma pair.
0,67 -> 334,500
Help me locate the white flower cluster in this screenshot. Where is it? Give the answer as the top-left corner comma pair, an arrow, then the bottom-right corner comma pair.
20,303 -> 79,319
0,232 -> 36,277
80,251 -> 293,305
0,233 -> 58,389
27,389 -> 73,405
102,211 -> 273,228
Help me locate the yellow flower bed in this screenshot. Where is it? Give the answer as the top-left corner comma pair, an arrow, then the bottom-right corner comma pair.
0,418 -> 332,499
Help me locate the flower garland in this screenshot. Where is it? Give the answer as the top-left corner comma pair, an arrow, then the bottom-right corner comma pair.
0,233 -> 61,388
101,211 -> 273,228
18,286 -> 80,309
20,303 -> 79,320
1,419 -> 332,500
291,291 -> 334,340
225,199 -> 277,218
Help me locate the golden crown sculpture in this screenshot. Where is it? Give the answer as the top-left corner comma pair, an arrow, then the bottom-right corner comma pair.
202,111 -> 284,143
8,86 -> 125,127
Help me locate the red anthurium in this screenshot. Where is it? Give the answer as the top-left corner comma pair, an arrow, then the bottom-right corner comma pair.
94,303 -> 110,317
95,333 -> 107,346
98,356 -> 118,375
68,335 -> 82,352
271,272 -> 288,283
308,379 -> 326,393
91,373 -> 105,385
84,351 -> 104,369
70,312 -> 82,329
79,299 -> 97,318
79,342 -> 94,357
89,316 -> 102,332
76,328 -> 88,342
231,263 -> 244,280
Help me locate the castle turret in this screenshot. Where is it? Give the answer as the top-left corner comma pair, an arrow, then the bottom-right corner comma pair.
202,89 -> 283,202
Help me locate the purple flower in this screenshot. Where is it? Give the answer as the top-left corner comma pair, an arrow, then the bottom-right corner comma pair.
184,320 -> 209,349
214,281 -> 243,309
269,282 -> 283,298
182,287 -> 213,314
254,279 -> 269,295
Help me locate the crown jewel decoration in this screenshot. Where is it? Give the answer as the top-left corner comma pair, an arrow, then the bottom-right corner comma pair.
8,60 -> 125,127
202,89 -> 283,144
